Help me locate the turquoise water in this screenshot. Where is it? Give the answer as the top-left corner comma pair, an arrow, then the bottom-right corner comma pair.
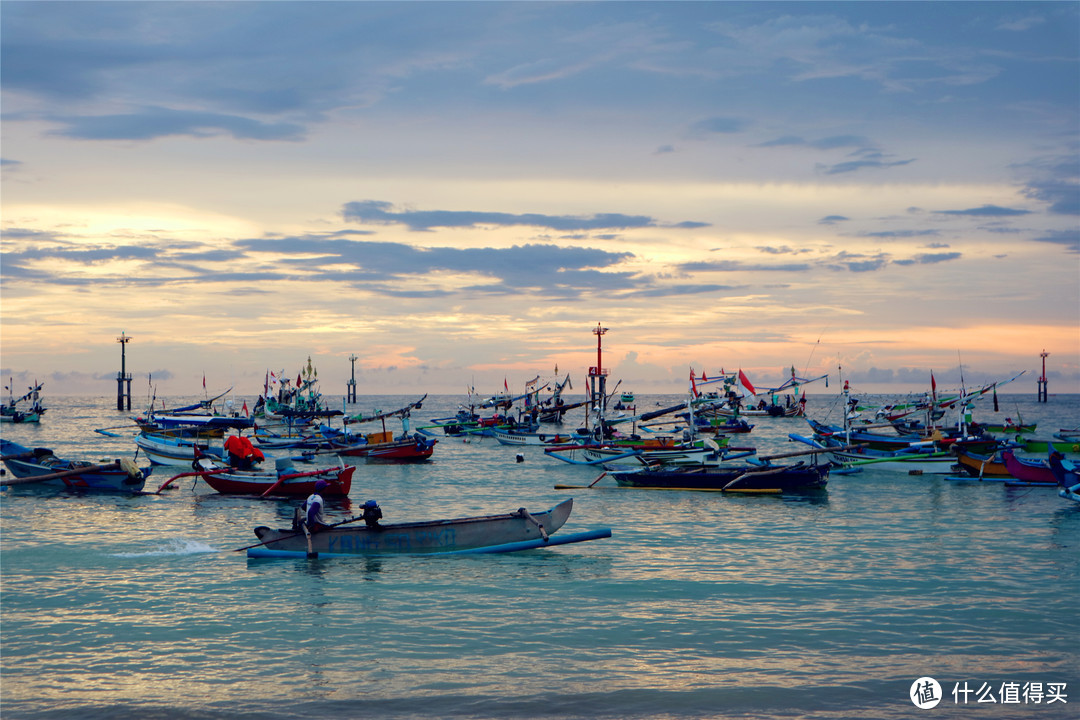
2,393 -> 1077,719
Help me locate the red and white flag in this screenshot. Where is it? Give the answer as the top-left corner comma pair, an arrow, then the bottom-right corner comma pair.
738,369 -> 756,395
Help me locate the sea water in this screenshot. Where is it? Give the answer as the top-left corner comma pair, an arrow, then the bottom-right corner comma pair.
1,393 -> 1077,720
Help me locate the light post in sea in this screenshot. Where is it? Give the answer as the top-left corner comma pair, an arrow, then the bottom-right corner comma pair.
347,354 -> 358,403
1037,350 -> 1049,402
588,324 -> 609,424
116,332 -> 133,411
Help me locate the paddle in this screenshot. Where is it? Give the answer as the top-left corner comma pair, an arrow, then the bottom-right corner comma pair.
259,467 -> 342,498
552,483 -> 780,493
303,522 -> 314,558
0,461 -> 121,487
232,513 -> 368,552
0,451 -> 37,461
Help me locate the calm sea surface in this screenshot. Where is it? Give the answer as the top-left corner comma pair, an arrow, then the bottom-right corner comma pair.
1,392 -> 1077,720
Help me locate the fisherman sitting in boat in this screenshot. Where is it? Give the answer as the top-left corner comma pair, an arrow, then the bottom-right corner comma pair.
294,479 -> 329,532
224,435 -> 264,470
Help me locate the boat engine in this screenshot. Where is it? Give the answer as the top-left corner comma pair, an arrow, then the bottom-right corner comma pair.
362,500 -> 383,528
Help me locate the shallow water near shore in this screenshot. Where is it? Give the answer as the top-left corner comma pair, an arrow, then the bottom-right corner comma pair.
2,393 -> 1078,719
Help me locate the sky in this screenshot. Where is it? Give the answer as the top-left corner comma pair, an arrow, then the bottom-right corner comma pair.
2,1 -> 1078,400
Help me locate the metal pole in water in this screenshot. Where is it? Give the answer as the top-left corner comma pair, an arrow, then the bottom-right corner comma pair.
1037,350 -> 1049,402
116,332 -> 133,411
347,353 -> 358,403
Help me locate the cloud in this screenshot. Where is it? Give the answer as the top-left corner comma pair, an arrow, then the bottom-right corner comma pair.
46,106 -> 305,141
997,15 -> 1047,32
633,283 -> 741,298
687,116 -> 749,137
342,200 -> 708,232
484,57 -> 594,90
934,204 -> 1032,217
759,135 -> 870,150
892,252 -> 962,265
1031,229 -> 1080,253
235,236 -> 639,294
819,215 -> 850,225
1020,155 -> 1080,215
819,156 -> 915,175
676,260 -> 811,273
860,230 -> 941,239
825,251 -> 890,273
755,245 -> 813,255
1,158 -> 22,167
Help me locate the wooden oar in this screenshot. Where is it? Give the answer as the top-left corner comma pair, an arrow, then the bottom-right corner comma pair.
0,461 -> 121,487
259,467 -> 340,498
0,451 -> 37,461
303,522 -> 315,558
552,483 -> 780,494
758,444 -> 864,462
232,513 -> 367,552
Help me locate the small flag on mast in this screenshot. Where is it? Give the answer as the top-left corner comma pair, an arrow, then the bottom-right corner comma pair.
738,369 -> 756,396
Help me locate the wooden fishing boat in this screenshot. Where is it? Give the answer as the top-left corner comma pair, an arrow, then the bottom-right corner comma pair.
980,420 -> 1036,435
1,439 -> 149,492
491,427 -> 582,446
788,433 -> 960,474
722,402 -> 804,418
136,386 -> 240,433
609,461 -> 829,492
323,396 -> 437,461
951,446 -> 1011,478
134,430 -> 227,466
1001,449 -> 1062,486
158,455 -> 354,496
245,497 -> 612,558
678,413 -> 754,434
545,437 -> 733,468
1038,430 -> 1080,454
336,434 -> 436,462
1,405 -> 43,423
1053,455 -> 1080,502
1,381 -> 46,423
251,427 -> 338,450
306,430 -> 437,462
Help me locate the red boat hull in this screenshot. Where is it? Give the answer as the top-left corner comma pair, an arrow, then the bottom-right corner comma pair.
335,438 -> 436,462
202,466 -> 355,496
1001,450 -> 1056,484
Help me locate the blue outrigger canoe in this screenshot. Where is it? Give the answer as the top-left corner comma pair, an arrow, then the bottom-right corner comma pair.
1,439 -> 150,493
245,497 -> 611,558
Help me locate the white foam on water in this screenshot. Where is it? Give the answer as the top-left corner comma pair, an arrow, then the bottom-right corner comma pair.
111,538 -> 219,557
